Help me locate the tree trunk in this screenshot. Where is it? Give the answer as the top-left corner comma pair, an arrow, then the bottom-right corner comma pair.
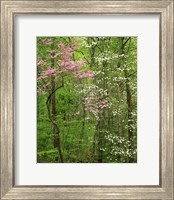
46,98 -> 64,163
119,37 -> 134,162
116,83 -> 123,136
47,42 -> 64,163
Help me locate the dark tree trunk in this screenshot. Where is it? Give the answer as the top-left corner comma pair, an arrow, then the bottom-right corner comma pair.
46,83 -> 64,162
119,37 -> 134,162
46,98 -> 64,163
124,68 -> 134,162
118,37 -> 134,162
116,84 -> 123,136
97,119 -> 103,163
46,41 -> 64,163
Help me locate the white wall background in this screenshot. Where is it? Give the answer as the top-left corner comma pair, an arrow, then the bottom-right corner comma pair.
15,15 -> 159,185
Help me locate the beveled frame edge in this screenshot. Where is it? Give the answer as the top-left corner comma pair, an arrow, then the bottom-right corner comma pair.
0,1 -> 173,199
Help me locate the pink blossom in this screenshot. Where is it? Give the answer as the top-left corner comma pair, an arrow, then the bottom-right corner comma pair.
76,61 -> 84,67
58,43 -> 74,53
83,94 -> 110,118
57,42 -> 86,75
63,52 -> 71,61
91,108 -> 100,113
44,83 -> 49,87
50,53 -> 61,59
58,43 -> 76,62
75,70 -> 94,79
49,50 -> 56,53
85,97 -> 99,101
58,60 -> 85,72
41,38 -> 53,46
37,75 -> 47,81
37,68 -> 57,82
58,60 -> 65,67
67,47 -> 73,52
99,101 -> 109,108
58,43 -> 65,50
37,60 -> 46,66
45,68 -> 57,76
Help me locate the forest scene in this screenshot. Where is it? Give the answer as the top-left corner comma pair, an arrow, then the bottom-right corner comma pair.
37,36 -> 137,163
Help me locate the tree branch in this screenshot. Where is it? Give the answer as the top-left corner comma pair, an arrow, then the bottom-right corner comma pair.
46,84 -> 63,104
123,37 -> 131,48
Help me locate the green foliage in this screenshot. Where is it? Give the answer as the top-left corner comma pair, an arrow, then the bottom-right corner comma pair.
37,36 -> 137,163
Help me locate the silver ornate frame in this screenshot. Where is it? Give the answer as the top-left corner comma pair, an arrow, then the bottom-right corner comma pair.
1,1 -> 173,199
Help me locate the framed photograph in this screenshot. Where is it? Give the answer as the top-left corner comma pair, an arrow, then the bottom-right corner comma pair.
1,0 -> 173,199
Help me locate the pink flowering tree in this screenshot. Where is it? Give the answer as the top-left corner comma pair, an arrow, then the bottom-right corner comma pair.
37,38 -> 94,162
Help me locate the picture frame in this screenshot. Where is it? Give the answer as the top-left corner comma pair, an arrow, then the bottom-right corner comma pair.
0,0 -> 173,199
